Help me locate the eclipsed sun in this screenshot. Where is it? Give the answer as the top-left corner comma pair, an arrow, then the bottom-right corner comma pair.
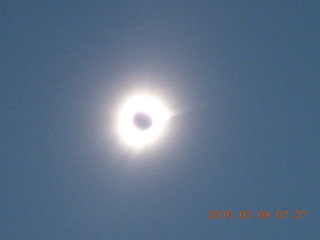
118,95 -> 170,148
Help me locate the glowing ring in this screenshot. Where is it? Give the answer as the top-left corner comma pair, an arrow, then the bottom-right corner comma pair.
118,95 -> 170,147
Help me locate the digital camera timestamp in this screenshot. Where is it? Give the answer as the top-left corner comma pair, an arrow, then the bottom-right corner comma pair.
208,210 -> 307,220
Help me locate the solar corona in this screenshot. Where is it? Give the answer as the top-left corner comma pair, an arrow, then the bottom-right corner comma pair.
118,95 -> 170,148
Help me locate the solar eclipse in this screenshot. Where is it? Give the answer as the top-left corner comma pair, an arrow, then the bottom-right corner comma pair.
117,94 -> 170,148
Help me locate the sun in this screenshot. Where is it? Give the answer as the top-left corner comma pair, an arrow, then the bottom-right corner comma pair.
118,94 -> 170,148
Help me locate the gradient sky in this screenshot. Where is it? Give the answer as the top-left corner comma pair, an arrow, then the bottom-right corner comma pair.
1,1 -> 319,239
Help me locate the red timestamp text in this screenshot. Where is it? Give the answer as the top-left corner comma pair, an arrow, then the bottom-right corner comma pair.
208,210 -> 307,220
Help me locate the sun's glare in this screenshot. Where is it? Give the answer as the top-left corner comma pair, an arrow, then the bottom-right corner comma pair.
118,95 -> 170,148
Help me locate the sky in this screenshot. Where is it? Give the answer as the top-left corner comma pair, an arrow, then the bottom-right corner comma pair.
1,1 -> 319,239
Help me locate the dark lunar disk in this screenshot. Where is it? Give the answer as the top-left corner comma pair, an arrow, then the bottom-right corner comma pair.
133,112 -> 152,130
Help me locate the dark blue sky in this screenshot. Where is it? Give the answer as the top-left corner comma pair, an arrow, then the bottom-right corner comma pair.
1,1 -> 319,239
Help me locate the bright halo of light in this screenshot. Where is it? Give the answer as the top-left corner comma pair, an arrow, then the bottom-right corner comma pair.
118,95 -> 170,148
